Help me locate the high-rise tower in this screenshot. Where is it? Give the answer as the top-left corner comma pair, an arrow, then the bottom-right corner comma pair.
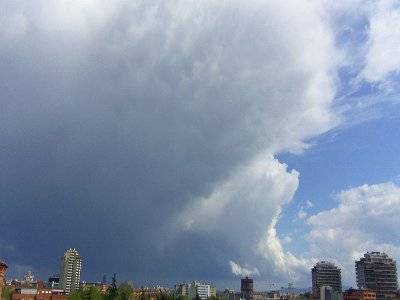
356,252 -> 398,300
0,260 -> 8,300
60,248 -> 82,294
241,277 -> 253,300
312,261 -> 342,296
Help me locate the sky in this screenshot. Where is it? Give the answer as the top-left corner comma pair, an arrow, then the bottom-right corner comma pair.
1,0 -> 400,291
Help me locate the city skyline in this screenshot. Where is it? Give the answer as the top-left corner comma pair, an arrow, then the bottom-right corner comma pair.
0,251 -> 398,291
1,0 -> 400,290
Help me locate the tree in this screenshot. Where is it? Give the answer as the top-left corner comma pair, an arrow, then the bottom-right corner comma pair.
1,286 -> 14,300
118,282 -> 133,300
106,274 -> 118,300
177,296 -> 190,300
69,286 -> 105,300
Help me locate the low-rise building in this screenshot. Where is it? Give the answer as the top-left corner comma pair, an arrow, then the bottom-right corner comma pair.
175,282 -> 215,300
0,261 -> 8,300
320,286 -> 342,300
222,289 -> 241,300
11,289 -> 66,300
343,289 -> 376,300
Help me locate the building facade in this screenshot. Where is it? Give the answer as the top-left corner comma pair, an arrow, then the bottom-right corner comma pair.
175,283 -> 189,297
188,281 -> 212,300
343,289 -> 376,300
48,275 -> 60,289
320,286 -> 342,300
0,260 -> 8,300
59,248 -> 82,294
241,277 -> 253,300
312,261 -> 342,295
175,282 -> 214,300
355,252 -> 398,300
12,288 -> 66,300
223,289 -> 241,300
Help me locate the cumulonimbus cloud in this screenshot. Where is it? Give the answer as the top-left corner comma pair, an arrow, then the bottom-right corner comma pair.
0,0 -> 377,285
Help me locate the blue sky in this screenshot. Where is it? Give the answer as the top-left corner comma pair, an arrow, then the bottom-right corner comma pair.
277,109 -> 400,246
1,0 -> 400,290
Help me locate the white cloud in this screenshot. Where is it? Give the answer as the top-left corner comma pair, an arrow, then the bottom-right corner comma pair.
297,209 -> 308,220
282,235 -> 293,244
307,182 -> 400,285
362,0 -> 400,82
229,261 -> 260,277
305,200 -> 314,208
178,156 -> 299,235
257,216 -> 313,283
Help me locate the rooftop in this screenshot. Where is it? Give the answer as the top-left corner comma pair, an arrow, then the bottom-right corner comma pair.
0,260 -> 8,268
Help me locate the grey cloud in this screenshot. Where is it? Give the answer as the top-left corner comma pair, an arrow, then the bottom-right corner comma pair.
0,1 -> 340,286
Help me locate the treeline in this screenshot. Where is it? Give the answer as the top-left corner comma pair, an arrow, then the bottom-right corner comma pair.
69,285 -> 190,300
69,274 -> 192,300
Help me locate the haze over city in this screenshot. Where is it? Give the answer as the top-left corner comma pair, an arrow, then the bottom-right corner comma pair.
1,0 -> 400,292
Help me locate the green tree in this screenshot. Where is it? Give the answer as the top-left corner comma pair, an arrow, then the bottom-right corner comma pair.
69,289 -> 84,300
1,286 -> 14,300
89,287 -> 105,300
177,296 -> 189,300
106,274 -> 118,300
118,282 -> 133,300
69,286 -> 105,300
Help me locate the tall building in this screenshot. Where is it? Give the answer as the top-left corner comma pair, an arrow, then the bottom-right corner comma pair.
312,261 -> 342,295
241,277 -> 253,300
0,260 -> 8,300
355,252 -> 398,300
59,248 -> 82,294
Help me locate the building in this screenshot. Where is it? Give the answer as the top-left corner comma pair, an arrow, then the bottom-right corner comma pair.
343,289 -> 376,300
11,288 -> 66,300
59,248 -> 82,294
355,252 -> 398,300
241,277 -> 253,300
0,260 -> 8,300
48,276 -> 60,289
265,291 -> 280,300
175,282 -> 214,300
223,289 -> 241,300
175,283 -> 189,297
320,286 -> 342,300
23,272 -> 35,284
312,261 -> 342,296
188,281 -> 212,300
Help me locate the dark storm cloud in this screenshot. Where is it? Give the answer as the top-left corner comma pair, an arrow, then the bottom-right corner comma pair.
0,1 -> 339,285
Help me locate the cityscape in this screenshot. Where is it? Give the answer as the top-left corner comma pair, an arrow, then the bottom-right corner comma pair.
1,3 -> 400,300
0,250 -> 399,300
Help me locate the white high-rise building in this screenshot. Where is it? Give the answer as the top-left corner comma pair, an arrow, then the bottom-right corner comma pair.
189,281 -> 211,300
312,261 -> 342,296
175,281 -> 215,300
60,248 -> 82,294
356,252 -> 398,300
